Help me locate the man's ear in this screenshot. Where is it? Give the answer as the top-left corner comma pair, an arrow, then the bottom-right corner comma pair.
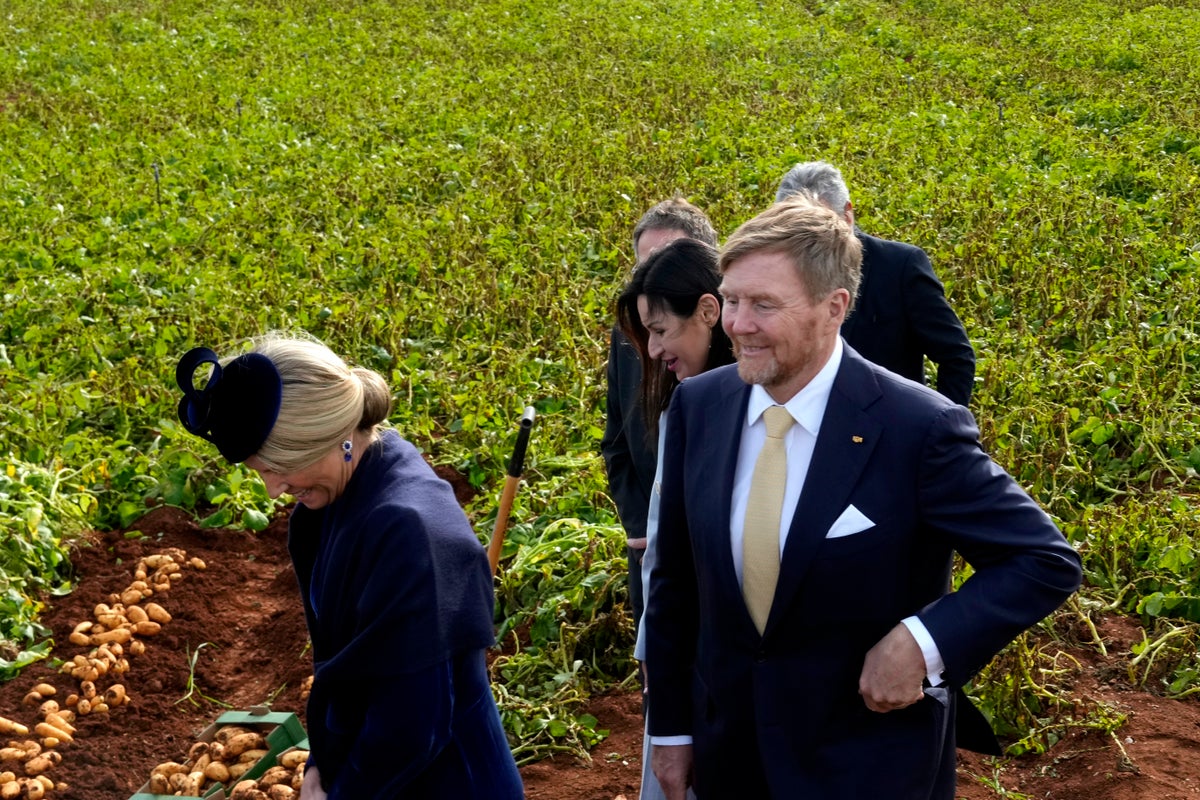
697,293 -> 721,327
827,288 -> 851,325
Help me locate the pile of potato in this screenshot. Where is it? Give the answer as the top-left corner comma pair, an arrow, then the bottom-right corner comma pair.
0,725 -> 65,799
226,748 -> 309,800
0,687 -> 72,798
0,548 -> 203,798
144,728 -> 304,798
58,548 -> 201,718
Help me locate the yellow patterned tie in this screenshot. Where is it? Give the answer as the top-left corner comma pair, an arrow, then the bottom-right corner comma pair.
742,405 -> 794,634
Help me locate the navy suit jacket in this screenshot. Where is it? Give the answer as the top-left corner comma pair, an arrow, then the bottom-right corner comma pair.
843,232 -> 976,407
644,347 -> 1080,798
601,327 -> 657,540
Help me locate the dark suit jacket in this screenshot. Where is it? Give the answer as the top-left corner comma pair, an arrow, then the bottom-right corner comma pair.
601,327 -> 657,540
644,347 -> 1081,799
843,232 -> 975,407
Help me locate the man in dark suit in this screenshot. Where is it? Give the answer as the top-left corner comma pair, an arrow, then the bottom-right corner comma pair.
777,161 -> 975,406
602,197 -> 718,631
644,196 -> 1081,799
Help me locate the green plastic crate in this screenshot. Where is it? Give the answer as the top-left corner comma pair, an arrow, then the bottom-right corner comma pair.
129,708 -> 307,800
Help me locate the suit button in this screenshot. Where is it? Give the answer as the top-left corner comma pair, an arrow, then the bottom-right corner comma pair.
754,651 -> 767,664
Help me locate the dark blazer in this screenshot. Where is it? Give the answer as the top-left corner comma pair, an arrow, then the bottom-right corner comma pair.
290,432 -> 521,798
843,232 -> 975,407
644,347 -> 1081,799
601,327 -> 658,540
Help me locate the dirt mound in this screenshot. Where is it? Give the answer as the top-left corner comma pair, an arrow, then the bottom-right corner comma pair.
2,506 -> 1200,799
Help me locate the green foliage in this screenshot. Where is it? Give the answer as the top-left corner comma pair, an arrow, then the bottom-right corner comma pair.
0,460 -> 87,678
2,0 -> 1200,764
489,516 -> 632,761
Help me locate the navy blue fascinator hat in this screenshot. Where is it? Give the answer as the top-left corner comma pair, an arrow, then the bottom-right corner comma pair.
176,347 -> 283,463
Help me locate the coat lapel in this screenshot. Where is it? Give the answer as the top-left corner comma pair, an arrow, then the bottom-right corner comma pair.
693,372 -> 752,609
766,349 -> 882,634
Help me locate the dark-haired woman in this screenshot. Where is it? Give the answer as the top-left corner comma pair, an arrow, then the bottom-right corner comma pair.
615,238 -> 735,800
175,333 -> 522,800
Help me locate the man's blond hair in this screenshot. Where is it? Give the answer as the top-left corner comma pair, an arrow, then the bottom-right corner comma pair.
719,193 -> 862,311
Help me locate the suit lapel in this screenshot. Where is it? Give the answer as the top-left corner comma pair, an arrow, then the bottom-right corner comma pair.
694,373 -> 752,609
766,350 -> 882,634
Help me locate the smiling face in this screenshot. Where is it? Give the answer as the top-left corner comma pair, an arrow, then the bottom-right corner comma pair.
637,294 -> 717,381
245,443 -> 351,510
719,249 -> 848,403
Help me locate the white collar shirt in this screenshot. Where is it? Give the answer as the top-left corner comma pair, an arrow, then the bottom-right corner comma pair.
729,338 -> 843,586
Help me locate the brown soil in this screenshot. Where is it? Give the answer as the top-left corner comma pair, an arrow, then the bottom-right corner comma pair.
0,506 -> 1198,799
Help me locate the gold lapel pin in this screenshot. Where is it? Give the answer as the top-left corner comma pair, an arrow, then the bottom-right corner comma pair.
852,436 -> 864,443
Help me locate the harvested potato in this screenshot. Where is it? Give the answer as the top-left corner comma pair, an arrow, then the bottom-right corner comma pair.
23,755 -> 55,775
278,750 -> 309,770
258,765 -> 291,787
180,770 -> 205,796
214,726 -> 252,745
89,628 -> 132,646
237,748 -> 269,766
230,781 -> 267,800
104,685 -> 127,707
267,785 -> 295,800
203,761 -> 230,783
0,718 -> 28,737
144,603 -> 172,624
43,713 -> 74,735
133,620 -> 161,636
222,731 -> 266,757
34,723 -> 72,744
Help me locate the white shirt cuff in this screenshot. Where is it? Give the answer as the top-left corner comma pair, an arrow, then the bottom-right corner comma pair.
649,735 -> 693,746
901,615 -> 945,686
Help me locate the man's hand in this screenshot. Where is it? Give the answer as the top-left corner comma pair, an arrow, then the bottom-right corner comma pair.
651,743 -> 694,800
859,623 -> 926,713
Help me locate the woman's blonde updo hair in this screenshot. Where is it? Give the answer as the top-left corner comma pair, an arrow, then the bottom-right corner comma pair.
242,333 -> 393,472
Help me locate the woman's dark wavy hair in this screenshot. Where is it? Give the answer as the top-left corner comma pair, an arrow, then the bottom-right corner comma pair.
616,238 -> 735,441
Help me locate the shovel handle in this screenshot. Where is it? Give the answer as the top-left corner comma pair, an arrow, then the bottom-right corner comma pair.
488,406 -> 536,576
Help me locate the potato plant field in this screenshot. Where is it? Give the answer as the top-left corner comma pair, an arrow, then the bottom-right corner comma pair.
2,0 -> 1200,796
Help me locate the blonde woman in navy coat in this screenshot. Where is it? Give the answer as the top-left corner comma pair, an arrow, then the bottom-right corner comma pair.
176,334 -> 522,800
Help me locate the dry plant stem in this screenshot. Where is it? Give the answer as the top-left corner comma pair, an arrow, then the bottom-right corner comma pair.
1069,596 -> 1107,657
1128,624 -> 1193,687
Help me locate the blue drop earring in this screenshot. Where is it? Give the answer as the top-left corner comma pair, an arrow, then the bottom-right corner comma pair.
342,440 -> 353,462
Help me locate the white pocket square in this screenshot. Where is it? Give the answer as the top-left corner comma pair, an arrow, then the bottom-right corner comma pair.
825,505 -> 875,539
